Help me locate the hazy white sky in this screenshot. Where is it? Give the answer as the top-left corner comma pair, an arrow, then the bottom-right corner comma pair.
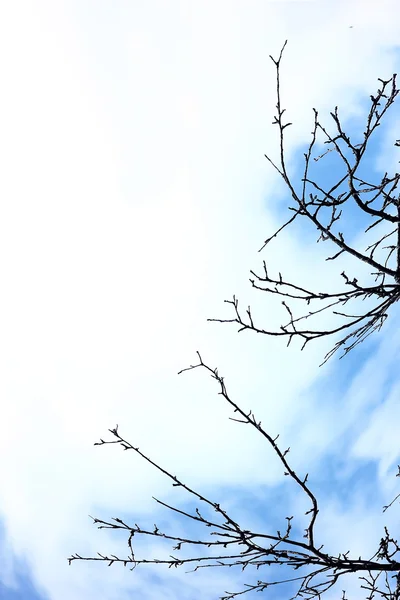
0,1 -> 400,599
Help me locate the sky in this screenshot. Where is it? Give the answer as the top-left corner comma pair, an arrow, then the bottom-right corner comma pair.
0,1 -> 400,599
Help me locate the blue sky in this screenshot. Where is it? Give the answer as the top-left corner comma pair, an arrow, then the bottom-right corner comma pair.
1,1 -> 400,599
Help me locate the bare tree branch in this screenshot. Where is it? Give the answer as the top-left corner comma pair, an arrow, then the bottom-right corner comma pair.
70,354 -> 400,599
210,42 -> 400,363
70,41 -> 400,600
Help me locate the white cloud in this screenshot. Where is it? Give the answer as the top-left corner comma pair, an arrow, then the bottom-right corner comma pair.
0,1 -> 400,599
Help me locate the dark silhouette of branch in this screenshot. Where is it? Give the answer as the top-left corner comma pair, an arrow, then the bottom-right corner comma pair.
69,353 -> 400,600
383,466 -> 400,513
70,42 -> 400,600
209,41 -> 400,365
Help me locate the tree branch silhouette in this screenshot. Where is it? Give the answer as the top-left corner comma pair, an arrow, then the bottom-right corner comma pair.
69,42 -> 400,600
69,353 -> 400,600
209,41 -> 400,365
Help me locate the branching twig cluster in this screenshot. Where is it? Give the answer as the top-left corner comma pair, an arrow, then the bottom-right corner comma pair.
69,43 -> 400,600
69,353 -> 400,600
209,41 -> 400,365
